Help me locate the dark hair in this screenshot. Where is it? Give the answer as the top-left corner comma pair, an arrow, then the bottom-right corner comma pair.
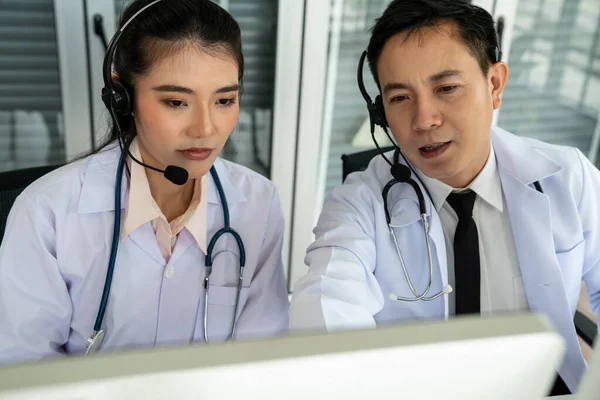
366,0 -> 498,86
97,0 -> 244,152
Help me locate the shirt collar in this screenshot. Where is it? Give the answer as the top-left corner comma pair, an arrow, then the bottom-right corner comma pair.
468,143 -> 503,212
414,142 -> 504,212
120,139 -> 207,254
183,175 -> 207,254
121,139 -> 160,241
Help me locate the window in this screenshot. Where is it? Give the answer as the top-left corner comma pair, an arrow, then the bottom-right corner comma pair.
497,0 -> 600,163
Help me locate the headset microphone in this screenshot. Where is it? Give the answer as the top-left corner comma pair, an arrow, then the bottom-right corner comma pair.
127,152 -> 189,186
163,166 -> 189,186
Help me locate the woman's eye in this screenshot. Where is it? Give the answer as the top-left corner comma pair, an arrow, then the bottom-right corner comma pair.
163,100 -> 187,108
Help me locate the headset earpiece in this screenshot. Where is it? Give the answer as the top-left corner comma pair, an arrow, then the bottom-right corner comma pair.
358,51 -> 388,131
374,95 -> 388,128
102,79 -> 133,118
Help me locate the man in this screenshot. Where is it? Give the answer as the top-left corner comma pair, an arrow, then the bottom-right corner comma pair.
289,0 -> 600,395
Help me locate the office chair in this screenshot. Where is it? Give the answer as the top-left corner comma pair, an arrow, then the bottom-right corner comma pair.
341,146 -> 395,182
0,164 -> 61,243
341,147 -> 598,347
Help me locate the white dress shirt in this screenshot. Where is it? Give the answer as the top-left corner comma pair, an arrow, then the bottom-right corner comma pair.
416,144 -> 529,315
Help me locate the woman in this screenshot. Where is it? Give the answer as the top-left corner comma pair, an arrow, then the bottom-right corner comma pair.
0,0 -> 288,362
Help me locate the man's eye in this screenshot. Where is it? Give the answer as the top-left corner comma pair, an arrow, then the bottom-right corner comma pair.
439,86 -> 458,93
390,95 -> 408,103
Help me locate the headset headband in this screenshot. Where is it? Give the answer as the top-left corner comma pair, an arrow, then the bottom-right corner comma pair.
102,0 -> 163,102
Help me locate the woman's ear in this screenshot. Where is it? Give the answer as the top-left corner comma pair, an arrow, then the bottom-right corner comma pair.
111,72 -> 119,81
488,62 -> 509,110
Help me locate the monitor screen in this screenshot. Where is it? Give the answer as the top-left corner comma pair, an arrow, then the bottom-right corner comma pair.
577,340 -> 600,400
0,313 -> 564,400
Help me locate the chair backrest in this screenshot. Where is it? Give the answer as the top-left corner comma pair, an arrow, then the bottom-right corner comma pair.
0,164 -> 61,243
341,146 -> 395,182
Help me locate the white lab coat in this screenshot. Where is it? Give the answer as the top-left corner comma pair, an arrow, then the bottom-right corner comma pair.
0,144 -> 289,363
290,127 -> 600,393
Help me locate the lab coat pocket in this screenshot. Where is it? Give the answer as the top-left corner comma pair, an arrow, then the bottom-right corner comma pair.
388,198 -> 423,228
555,240 -> 585,267
207,235 -> 246,287
555,240 -> 585,294
205,285 -> 250,342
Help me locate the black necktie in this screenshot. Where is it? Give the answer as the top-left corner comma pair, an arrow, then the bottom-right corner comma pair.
446,191 -> 480,315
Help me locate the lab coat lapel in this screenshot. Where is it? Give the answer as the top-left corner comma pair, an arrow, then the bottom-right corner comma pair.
499,171 -> 565,305
127,223 -> 166,266
499,170 -> 585,389
493,128 -> 585,389
493,127 -> 565,296
388,174 -> 449,317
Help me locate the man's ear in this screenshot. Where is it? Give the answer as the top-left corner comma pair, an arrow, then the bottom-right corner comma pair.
488,62 -> 509,110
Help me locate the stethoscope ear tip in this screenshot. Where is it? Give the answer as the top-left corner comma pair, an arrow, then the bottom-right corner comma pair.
442,285 -> 453,294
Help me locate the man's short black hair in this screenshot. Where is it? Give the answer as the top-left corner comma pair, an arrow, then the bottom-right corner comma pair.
366,0 -> 499,85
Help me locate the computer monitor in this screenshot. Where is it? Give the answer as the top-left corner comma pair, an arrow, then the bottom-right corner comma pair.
0,313 -> 564,400
576,339 -> 600,400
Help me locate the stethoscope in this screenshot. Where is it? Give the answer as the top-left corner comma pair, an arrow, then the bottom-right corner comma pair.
86,151 -> 246,354
356,49 -> 543,303
86,0 -> 246,353
382,149 -> 453,302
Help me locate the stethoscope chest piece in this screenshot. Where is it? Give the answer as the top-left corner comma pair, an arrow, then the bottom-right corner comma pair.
85,330 -> 105,355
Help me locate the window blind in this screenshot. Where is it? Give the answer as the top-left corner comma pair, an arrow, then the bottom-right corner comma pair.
0,0 -> 65,172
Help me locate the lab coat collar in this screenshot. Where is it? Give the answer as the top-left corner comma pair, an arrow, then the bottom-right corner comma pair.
382,126 -> 563,226
78,143 -> 126,214
78,143 -> 246,214
491,126 -> 563,185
